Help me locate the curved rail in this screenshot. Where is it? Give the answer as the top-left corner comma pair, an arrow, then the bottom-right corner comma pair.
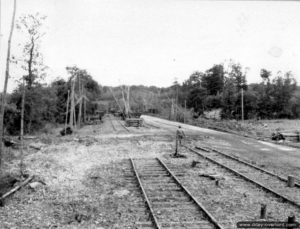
185,145 -> 300,209
196,145 -> 300,188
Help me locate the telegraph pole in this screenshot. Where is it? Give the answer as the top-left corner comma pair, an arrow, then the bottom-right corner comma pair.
184,100 -> 186,123
241,87 -> 244,122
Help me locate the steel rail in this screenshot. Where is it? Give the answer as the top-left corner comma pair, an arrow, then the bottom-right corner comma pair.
185,145 -> 300,209
109,115 -> 116,131
196,145 -> 300,188
157,158 -> 225,229
144,122 -> 161,129
130,158 -> 161,229
117,118 -> 130,132
144,120 -> 176,134
147,118 -> 300,189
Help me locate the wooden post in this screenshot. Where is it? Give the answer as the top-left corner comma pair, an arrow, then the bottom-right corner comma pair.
287,175 -> 295,188
287,215 -> 296,229
260,204 -> 266,219
64,90 -> 70,135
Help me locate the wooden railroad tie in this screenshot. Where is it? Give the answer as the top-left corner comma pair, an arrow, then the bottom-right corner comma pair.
125,118 -> 143,127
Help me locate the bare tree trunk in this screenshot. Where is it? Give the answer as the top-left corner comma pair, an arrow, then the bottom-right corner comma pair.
83,91 -> 86,123
73,104 -> 76,129
77,98 -> 82,127
64,90 -> 70,134
127,86 -> 130,114
69,78 -> 75,128
109,87 -> 122,111
20,76 -> 25,175
27,38 -> 34,88
0,0 -> 17,171
121,86 -> 126,115
77,76 -> 82,128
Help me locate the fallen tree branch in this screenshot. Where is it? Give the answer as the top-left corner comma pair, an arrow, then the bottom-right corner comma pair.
0,175 -> 34,205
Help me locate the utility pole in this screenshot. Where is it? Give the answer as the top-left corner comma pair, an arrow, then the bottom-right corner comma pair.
241,87 -> 244,122
69,77 -> 75,128
170,99 -> 173,120
184,100 -> 186,123
175,83 -> 179,121
77,75 -> 82,128
65,90 -> 70,134
83,91 -> 86,123
121,85 -> 127,116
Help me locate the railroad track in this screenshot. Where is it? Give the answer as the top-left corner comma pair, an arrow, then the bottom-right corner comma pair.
116,118 -> 130,132
184,145 -> 300,210
108,115 -> 116,131
108,115 -> 130,132
130,158 -> 224,229
195,144 -> 300,188
144,123 -> 161,129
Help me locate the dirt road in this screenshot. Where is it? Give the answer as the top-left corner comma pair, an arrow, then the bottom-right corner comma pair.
143,115 -> 300,179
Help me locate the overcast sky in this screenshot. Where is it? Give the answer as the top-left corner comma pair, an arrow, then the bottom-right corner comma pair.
1,0 -> 300,91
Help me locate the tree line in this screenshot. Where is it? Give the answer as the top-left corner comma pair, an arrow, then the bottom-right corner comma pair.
178,61 -> 300,120
2,13 -> 300,138
97,62 -> 300,122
